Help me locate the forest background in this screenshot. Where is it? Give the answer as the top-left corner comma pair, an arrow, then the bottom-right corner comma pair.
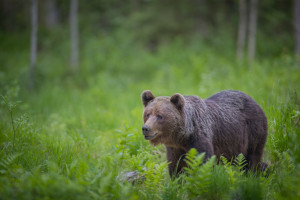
0,0 -> 300,199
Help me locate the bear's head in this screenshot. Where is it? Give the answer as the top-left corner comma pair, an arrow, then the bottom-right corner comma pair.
141,90 -> 185,146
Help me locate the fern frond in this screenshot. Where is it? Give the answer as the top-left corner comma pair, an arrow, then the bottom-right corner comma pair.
184,148 -> 205,171
0,153 -> 22,174
235,154 -> 247,171
183,149 -> 216,199
220,156 -> 230,166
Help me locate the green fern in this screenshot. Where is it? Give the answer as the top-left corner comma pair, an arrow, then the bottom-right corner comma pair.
183,149 -> 216,199
0,153 -> 22,175
184,148 -> 205,175
235,154 -> 248,173
142,161 -> 168,199
220,156 -> 237,185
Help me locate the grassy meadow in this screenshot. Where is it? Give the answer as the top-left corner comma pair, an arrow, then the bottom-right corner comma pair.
0,30 -> 300,199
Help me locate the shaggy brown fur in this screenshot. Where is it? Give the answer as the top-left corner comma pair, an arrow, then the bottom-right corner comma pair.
141,90 -> 268,176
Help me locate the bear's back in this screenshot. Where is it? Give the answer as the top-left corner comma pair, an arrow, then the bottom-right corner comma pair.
205,90 -> 267,124
204,90 -> 267,159
206,90 -> 250,109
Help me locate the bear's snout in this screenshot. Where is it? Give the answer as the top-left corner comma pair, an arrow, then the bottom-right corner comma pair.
142,125 -> 150,135
142,125 -> 157,140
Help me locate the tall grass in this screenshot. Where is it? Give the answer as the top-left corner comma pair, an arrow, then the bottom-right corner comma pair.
0,31 -> 299,199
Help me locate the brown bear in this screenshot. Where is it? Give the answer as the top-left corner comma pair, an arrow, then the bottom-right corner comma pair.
141,90 -> 268,176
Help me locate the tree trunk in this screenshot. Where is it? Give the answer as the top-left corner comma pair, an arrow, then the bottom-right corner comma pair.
294,0 -> 300,56
236,0 -> 247,60
248,0 -> 258,63
70,0 -> 79,71
29,0 -> 38,90
45,0 -> 59,28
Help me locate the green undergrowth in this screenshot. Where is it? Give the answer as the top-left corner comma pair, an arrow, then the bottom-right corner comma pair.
0,32 -> 300,199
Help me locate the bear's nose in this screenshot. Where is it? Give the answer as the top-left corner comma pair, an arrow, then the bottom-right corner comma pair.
142,125 -> 150,135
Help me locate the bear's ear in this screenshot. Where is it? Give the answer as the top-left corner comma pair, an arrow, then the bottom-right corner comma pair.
141,90 -> 155,107
170,93 -> 185,111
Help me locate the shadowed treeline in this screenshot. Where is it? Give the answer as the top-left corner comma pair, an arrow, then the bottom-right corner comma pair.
0,0 -> 298,89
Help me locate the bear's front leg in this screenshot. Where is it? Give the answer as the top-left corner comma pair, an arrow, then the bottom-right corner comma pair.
166,146 -> 187,177
188,134 -> 214,162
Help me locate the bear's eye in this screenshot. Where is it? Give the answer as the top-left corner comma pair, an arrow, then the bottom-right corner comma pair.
157,115 -> 163,120
146,114 -> 150,118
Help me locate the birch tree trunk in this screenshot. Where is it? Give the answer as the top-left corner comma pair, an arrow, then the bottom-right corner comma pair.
29,0 -> 38,90
248,0 -> 258,63
45,0 -> 59,28
236,0 -> 248,60
294,0 -> 300,56
70,0 -> 79,71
